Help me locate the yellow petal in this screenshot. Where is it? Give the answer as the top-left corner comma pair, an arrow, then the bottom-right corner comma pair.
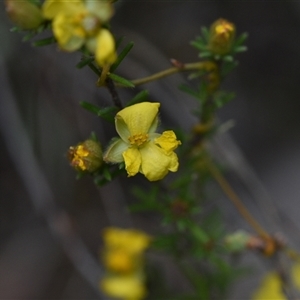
95,29 -> 117,67
292,262 -> 300,289
53,13 -> 85,51
116,102 -> 160,141
155,130 -> 181,152
140,141 -> 179,181
100,275 -> 146,300
86,0 -> 114,23
123,147 -> 141,177
251,272 -> 286,300
103,227 -> 151,254
42,0 -> 84,19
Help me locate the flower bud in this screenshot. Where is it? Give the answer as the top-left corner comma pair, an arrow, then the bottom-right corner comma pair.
208,18 -> 235,55
68,139 -> 103,173
224,230 -> 250,253
5,0 -> 44,30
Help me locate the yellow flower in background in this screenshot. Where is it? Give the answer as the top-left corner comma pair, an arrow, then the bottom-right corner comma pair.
100,274 -> 147,300
251,263 -> 300,300
100,228 -> 151,300
251,272 -> 286,300
42,0 -> 116,66
103,227 -> 152,255
104,102 -> 181,181
104,248 -> 137,273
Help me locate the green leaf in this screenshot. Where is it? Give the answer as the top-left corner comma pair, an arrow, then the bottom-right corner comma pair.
10,26 -> 20,32
234,46 -> 248,53
80,101 -> 118,122
199,52 -> 213,58
76,57 -> 94,69
213,91 -> 235,108
110,42 -> 134,72
115,36 -> 124,49
126,90 -> 149,106
179,84 -> 199,99
103,167 -> 112,181
32,36 -> 56,47
108,73 -> 135,88
233,32 -> 248,47
190,224 -> 210,244
222,55 -> 234,62
201,26 -> 210,40
22,32 -> 36,42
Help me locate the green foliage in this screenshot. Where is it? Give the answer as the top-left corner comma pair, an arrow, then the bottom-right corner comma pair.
110,41 -> 134,72
80,101 -> 119,122
108,73 -> 135,87
32,36 -> 56,47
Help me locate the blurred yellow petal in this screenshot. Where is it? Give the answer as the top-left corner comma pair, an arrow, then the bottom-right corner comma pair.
95,29 -> 117,66
53,12 -> 85,51
100,275 -> 146,300
104,249 -> 135,273
103,227 -> 151,254
251,272 -> 286,300
123,147 -> 141,177
86,0 -> 114,22
292,262 -> 300,289
42,0 -> 84,19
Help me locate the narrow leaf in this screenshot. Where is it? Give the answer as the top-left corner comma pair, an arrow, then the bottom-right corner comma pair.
32,36 -> 56,47
80,101 -> 118,122
179,84 -> 199,99
110,42 -> 134,72
76,57 -> 94,69
108,73 -> 135,88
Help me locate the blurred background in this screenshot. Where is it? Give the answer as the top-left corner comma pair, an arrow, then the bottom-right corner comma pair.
1,1 -> 300,299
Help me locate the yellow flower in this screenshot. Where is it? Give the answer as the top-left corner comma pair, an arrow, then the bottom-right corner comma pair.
42,0 -> 116,66
104,102 -> 181,181
104,248 -> 137,273
100,274 -> 147,300
102,227 -> 151,254
251,263 -> 300,300
100,228 -> 150,299
251,272 -> 286,300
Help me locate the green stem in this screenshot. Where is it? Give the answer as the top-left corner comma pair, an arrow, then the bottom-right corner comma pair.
131,61 -> 206,86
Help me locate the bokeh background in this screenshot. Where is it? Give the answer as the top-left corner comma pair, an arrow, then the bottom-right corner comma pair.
1,1 -> 300,299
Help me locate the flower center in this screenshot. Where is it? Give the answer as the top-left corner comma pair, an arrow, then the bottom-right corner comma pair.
68,145 -> 89,170
215,22 -> 234,39
128,133 -> 149,147
82,14 -> 100,35
71,12 -> 99,37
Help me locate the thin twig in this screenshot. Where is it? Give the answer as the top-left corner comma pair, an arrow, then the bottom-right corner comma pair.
206,159 -> 270,239
131,61 -> 206,86
105,76 -> 122,108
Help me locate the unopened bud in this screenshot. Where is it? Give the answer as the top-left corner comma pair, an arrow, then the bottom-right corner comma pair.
208,18 -> 235,55
68,139 -> 103,172
224,230 -> 250,253
5,0 -> 44,30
